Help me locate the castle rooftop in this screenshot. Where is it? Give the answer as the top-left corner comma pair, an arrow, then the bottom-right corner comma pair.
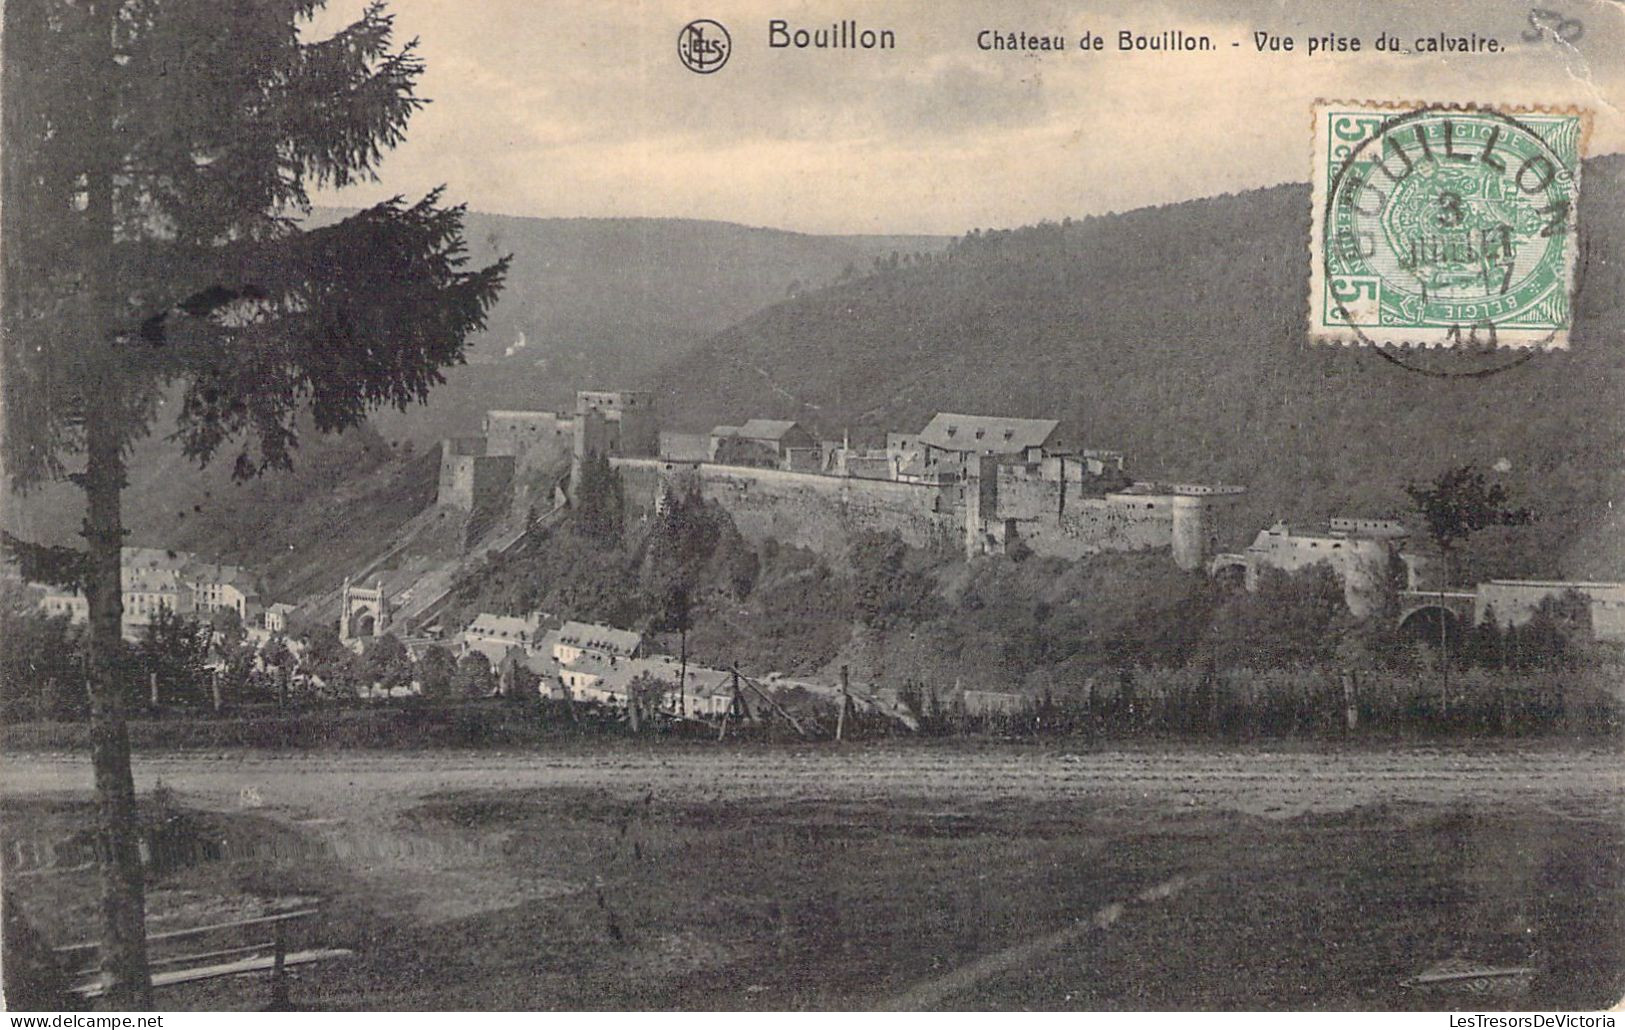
918,413 -> 1059,453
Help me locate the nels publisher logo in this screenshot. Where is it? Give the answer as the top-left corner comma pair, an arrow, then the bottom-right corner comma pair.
678,19 -> 731,73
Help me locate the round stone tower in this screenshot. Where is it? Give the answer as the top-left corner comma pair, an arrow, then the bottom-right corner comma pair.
1169,495 -> 1215,571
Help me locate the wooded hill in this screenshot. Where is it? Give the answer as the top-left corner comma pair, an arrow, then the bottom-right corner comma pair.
348,212 -> 948,446
2,217 -> 945,600
657,156 -> 1625,581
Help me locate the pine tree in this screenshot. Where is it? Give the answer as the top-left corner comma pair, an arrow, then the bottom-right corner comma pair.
1,0 -> 507,1002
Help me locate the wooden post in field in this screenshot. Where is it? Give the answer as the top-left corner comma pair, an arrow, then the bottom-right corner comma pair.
836,665 -> 850,742
269,917 -> 289,1009
211,669 -> 222,713
149,671 -> 159,707
1342,671 -> 1359,731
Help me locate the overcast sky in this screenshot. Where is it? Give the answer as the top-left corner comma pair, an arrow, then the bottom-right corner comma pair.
308,0 -> 1625,235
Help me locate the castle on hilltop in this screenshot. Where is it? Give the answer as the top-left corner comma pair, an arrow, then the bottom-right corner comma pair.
435,390 -> 1243,569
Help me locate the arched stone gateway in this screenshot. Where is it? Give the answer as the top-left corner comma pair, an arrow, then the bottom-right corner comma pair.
1397,604 -> 1462,649
346,609 -> 376,640
339,578 -> 392,645
1208,553 -> 1249,590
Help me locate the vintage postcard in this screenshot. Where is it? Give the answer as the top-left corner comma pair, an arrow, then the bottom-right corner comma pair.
2,0 -> 1623,1018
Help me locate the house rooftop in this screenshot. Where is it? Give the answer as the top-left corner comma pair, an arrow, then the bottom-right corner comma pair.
561,652 -> 732,698
735,419 -> 805,441
556,620 -> 642,656
917,413 -> 1059,453
466,612 -> 540,639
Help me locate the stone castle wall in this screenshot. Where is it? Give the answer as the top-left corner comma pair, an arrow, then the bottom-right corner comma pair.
992,466 -> 1216,568
447,394 -> 1228,569
485,411 -> 574,470
1006,494 -> 1179,561
615,459 -> 960,555
615,458 -> 1218,567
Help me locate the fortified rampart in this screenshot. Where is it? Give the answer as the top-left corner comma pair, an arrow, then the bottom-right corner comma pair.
615,459 -> 961,555
988,462 -> 1223,568
448,393 -> 1238,569
615,457 -> 1227,567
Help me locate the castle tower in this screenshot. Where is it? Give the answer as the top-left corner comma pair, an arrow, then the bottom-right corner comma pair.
569,389 -> 659,500
962,454 -> 1000,559
1169,495 -> 1215,571
437,436 -> 515,514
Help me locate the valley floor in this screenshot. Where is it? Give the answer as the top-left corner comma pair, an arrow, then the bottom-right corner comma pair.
3,743 -> 1622,1010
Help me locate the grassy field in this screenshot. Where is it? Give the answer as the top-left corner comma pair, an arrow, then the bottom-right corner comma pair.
2,743 -> 1621,1010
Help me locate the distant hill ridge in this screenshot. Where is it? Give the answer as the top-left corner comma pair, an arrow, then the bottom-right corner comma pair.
658,156 -> 1625,580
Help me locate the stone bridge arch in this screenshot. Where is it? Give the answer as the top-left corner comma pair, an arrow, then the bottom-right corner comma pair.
1208,553 -> 1250,590
1397,602 -> 1465,649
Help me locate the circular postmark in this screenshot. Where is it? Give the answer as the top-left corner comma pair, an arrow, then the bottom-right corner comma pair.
1321,104 -> 1582,376
678,19 -> 732,74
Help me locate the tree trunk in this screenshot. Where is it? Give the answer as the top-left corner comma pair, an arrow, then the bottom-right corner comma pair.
80,0 -> 152,995
83,399 -> 152,1007
1439,547 -> 1451,713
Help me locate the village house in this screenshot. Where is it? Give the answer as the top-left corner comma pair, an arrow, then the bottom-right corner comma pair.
915,412 -> 1063,480
459,611 -> 552,667
553,652 -> 733,716
1219,518 -> 1423,617
709,419 -> 818,470
263,603 -> 298,634
552,620 -> 643,666
38,546 -> 272,640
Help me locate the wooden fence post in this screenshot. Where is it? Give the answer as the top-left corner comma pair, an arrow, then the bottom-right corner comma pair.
1342,671 -> 1359,731
149,671 -> 159,707
836,665 -> 850,742
270,918 -> 289,1009
211,669 -> 222,713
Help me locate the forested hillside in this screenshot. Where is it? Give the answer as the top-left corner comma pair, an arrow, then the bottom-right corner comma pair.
661,156 -> 1625,580
341,213 -> 947,445
2,216 -> 945,597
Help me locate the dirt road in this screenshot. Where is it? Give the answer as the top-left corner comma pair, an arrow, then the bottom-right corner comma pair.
5,742 -> 1622,1008
4,742 -> 1621,820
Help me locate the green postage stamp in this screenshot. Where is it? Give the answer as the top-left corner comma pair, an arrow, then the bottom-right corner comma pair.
1310,102 -> 1586,349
